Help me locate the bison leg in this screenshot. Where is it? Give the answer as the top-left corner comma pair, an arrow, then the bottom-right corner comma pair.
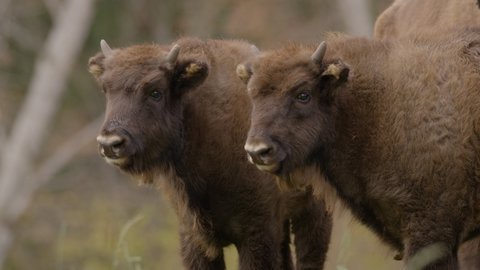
236,226 -> 286,270
290,187 -> 332,270
281,220 -> 295,270
459,237 -> 480,270
180,232 -> 225,270
406,244 -> 458,270
404,222 -> 459,270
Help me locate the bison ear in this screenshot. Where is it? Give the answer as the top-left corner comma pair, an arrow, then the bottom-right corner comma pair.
173,60 -> 209,95
88,40 -> 113,79
236,63 -> 253,84
318,60 -> 350,104
88,53 -> 106,79
320,60 -> 350,85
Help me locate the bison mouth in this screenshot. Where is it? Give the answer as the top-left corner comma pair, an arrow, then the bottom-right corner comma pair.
103,155 -> 130,167
250,157 -> 299,184
253,161 -> 283,174
244,137 -> 291,176
97,130 -> 149,173
248,154 -> 312,192
99,146 -> 135,171
101,151 -> 159,178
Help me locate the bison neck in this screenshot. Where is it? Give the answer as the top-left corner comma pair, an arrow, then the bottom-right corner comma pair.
151,131 -> 209,216
310,36 -> 409,250
319,93 -> 404,251
315,63 -> 406,250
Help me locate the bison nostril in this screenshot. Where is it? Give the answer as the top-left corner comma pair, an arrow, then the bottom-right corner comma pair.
110,140 -> 124,152
245,143 -> 275,165
97,134 -> 126,158
256,147 -> 272,158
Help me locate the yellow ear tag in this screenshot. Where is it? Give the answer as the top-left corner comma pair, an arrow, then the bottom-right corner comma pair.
88,64 -> 103,77
236,64 -> 251,82
185,63 -> 201,78
322,64 -> 341,80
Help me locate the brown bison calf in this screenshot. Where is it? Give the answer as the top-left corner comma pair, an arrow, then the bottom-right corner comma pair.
238,29 -> 480,269
88,38 -> 332,269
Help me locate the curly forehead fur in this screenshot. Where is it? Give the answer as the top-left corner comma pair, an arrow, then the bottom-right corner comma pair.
254,43 -> 316,73
105,38 -> 208,70
97,38 -> 212,94
112,44 -> 166,62
249,43 -> 317,95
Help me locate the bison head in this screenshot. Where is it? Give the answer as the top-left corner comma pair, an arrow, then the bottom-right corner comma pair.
238,42 -> 349,177
88,40 -> 208,181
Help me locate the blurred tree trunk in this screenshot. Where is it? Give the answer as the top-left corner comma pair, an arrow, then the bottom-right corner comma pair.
326,2 -> 373,267
0,0 -> 96,267
336,0 -> 373,37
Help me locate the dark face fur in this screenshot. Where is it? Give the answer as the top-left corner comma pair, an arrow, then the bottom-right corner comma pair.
238,43 -> 349,177
88,42 -> 208,180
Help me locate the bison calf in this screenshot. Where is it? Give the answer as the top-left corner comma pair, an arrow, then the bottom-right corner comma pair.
88,38 -> 332,269
239,29 -> 480,269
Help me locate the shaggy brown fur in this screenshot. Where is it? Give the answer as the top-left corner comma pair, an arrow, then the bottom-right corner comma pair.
240,29 -> 480,270
374,0 -> 480,40
375,1 -> 480,268
88,38 -> 332,270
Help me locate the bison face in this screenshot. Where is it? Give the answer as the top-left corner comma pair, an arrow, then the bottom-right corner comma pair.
238,43 -> 349,177
88,40 -> 208,181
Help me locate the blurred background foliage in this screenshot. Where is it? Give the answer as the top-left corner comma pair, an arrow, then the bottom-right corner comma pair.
0,0 -> 404,269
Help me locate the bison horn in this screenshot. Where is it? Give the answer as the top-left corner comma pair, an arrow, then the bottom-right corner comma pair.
250,45 -> 260,55
167,44 -> 180,64
311,41 -> 327,63
100,39 -> 113,57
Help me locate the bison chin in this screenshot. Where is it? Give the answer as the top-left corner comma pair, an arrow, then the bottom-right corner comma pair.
99,149 -> 160,184
252,157 -> 293,178
268,150 -> 324,188
117,156 -> 159,185
252,162 -> 282,174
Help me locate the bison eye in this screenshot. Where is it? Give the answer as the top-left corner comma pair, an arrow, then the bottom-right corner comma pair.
295,92 -> 311,103
149,90 -> 162,100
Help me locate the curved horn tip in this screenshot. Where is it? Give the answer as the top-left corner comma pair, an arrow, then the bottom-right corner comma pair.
250,44 -> 260,54
167,44 -> 181,63
311,41 -> 327,63
100,39 -> 113,57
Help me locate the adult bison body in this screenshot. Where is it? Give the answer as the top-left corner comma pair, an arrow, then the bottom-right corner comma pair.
239,30 -> 480,269
88,38 -> 332,270
375,1 -> 480,268
374,0 -> 480,40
